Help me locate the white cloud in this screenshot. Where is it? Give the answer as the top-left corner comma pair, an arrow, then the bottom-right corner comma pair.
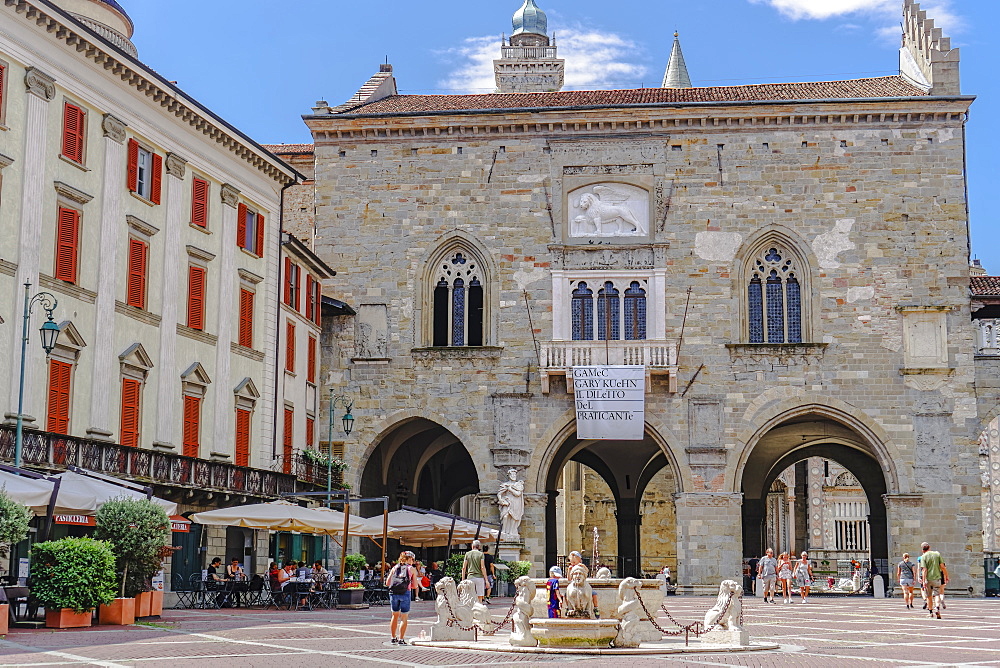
749,0 -> 896,20
437,26 -> 649,94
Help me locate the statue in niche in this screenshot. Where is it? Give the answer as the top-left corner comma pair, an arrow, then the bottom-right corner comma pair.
570,185 -> 648,237
497,468 -> 525,539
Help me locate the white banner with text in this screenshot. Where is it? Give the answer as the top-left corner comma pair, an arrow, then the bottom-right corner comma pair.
572,365 -> 646,440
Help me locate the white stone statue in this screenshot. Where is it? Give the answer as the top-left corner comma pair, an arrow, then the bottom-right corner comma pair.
430,577 -> 475,641
571,185 -> 647,237
458,578 -> 493,630
497,468 -> 525,539
563,563 -> 595,619
509,575 -> 538,647
703,579 -> 743,631
614,577 -> 643,648
594,567 -> 612,580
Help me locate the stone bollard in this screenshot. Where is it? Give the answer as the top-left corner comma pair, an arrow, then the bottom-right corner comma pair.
873,575 -> 885,598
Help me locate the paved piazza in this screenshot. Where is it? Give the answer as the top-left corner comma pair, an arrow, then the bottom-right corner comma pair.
1,597 -> 999,667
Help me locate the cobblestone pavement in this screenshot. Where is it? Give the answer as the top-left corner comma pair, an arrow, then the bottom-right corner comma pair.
0,596 -> 998,667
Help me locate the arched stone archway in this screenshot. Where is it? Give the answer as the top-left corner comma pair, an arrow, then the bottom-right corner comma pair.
541,425 -> 679,577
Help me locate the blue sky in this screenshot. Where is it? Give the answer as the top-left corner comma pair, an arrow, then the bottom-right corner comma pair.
126,0 -> 996,270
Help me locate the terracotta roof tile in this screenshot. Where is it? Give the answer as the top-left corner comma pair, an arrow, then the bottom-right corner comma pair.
972,276 -> 1000,296
334,77 -> 928,116
263,143 -> 314,156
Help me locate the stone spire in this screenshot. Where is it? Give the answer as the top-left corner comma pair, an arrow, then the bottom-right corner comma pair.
662,32 -> 692,89
494,1 -> 565,93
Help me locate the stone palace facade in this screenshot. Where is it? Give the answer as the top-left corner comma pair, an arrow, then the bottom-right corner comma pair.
271,0 -> 999,592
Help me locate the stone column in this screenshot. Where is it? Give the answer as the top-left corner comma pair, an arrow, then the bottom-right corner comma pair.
211,184 -> 239,458
673,492 -> 743,592
521,492 -> 548,577
153,153 -> 188,448
7,68 -> 55,421
86,114 -> 128,441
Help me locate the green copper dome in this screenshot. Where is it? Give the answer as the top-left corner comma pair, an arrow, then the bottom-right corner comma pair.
512,0 -> 547,37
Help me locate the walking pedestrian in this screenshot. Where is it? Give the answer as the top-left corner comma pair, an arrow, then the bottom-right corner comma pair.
460,540 -> 490,603
919,542 -> 948,619
747,555 -> 760,595
896,553 -> 917,609
757,548 -> 778,603
777,552 -> 793,603
546,566 -> 563,618
482,545 -> 496,604
794,552 -> 813,603
385,551 -> 419,645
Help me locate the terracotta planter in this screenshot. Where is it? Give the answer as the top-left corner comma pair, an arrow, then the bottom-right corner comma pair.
98,598 -> 135,626
45,608 -> 93,629
134,591 -> 152,618
0,603 -> 8,635
148,590 -> 163,616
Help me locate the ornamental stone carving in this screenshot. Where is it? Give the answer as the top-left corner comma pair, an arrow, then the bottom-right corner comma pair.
101,114 -> 127,143
567,184 -> 649,238
24,67 -> 56,101
548,244 -> 667,270
165,153 -> 188,178
220,183 -> 240,208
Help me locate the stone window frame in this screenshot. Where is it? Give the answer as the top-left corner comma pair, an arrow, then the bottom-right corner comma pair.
119,342 -> 153,447
60,96 -> 89,169
551,269 -> 667,342
418,234 -> 498,348
0,58 -> 9,129
733,229 -> 817,345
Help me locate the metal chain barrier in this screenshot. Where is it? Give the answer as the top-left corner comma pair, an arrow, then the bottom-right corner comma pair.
438,587 -> 518,637
633,588 -> 737,645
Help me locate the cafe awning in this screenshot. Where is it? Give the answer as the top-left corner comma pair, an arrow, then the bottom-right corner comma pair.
190,500 -> 383,536
51,471 -> 177,516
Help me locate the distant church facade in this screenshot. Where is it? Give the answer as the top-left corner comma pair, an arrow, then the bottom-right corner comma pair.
271,0 -> 999,592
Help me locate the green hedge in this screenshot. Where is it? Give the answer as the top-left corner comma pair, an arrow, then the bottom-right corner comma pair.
31,538 -> 117,612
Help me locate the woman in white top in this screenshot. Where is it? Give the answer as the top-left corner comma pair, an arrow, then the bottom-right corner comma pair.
794,552 -> 813,603
777,553 -> 793,604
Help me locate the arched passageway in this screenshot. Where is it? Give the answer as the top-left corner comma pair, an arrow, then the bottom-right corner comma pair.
545,431 -> 676,577
741,415 -> 890,573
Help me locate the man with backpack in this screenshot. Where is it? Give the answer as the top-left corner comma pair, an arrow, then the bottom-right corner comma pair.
385,551 -> 419,645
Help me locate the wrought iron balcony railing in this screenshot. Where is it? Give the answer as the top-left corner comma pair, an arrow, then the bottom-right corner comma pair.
293,454 -> 345,488
0,424 -> 307,499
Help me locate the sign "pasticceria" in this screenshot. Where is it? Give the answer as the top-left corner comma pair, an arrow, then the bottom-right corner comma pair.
572,365 -> 645,440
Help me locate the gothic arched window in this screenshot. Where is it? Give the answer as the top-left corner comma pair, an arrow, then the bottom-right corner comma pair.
432,252 -> 484,347
747,246 -> 803,344
597,282 -> 620,341
571,282 -> 594,341
624,281 -> 647,341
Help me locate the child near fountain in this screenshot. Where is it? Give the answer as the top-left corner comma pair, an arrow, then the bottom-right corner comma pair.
546,566 -> 563,618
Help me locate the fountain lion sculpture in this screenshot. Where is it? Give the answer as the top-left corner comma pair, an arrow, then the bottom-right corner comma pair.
458,578 -> 494,630
509,575 -> 538,647
614,577 -> 644,648
703,579 -> 743,631
431,577 -> 475,641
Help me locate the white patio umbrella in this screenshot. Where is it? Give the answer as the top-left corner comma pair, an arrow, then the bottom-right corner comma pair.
190,500 -> 381,536
384,509 -> 494,548
51,471 -> 177,515
0,470 -> 63,514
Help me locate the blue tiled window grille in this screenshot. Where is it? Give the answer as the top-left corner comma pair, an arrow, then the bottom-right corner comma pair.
748,277 -> 764,343
624,281 -> 646,340
786,275 -> 802,343
572,282 -> 594,341
597,282 -> 620,341
452,278 -> 465,346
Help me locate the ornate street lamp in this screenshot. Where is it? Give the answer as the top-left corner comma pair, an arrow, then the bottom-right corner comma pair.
15,282 -> 59,467
326,392 -> 354,506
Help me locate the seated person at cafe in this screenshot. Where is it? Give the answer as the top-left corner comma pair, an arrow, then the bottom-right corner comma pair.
227,558 -> 246,580
206,557 -> 226,607
296,561 -> 311,579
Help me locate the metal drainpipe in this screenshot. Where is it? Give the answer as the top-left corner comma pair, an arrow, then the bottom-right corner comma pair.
271,178 -> 298,466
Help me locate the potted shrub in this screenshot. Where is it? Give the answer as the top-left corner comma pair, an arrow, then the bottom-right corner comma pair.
337,581 -> 365,606
0,490 -> 31,634
31,537 -> 117,628
94,498 -> 171,623
343,553 -> 367,580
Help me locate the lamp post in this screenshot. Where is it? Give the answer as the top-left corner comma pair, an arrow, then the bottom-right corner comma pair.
326,391 -> 354,507
15,282 -> 60,468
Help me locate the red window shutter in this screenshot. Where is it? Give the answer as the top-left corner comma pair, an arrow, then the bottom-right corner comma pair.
120,378 -> 141,448
62,102 -> 85,164
307,336 -> 316,383
305,275 -> 313,321
238,288 -> 254,348
54,207 -> 80,283
282,407 -> 294,474
305,417 -> 315,449
235,408 -> 251,467
293,266 -> 301,312
0,65 -> 6,114
285,321 -> 296,372
283,257 -> 292,305
126,138 -> 139,192
314,280 -> 322,326
236,202 -> 247,249
182,395 -> 200,458
187,265 -> 206,330
150,153 -> 163,204
255,213 -> 265,257
47,359 -> 72,434
126,238 -> 148,309
191,178 -> 209,227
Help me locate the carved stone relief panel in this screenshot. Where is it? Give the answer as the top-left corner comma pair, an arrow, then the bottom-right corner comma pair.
566,182 -> 651,239
548,244 -> 667,270
899,307 -> 949,368
354,304 -> 388,359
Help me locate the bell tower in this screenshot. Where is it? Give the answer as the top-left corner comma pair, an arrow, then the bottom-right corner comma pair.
494,0 -> 565,94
